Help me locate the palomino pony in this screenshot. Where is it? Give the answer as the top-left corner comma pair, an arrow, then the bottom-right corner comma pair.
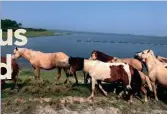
136,49 -> 167,101
12,47 -> 72,84
90,50 -> 143,71
1,56 -> 20,89
68,57 -> 142,104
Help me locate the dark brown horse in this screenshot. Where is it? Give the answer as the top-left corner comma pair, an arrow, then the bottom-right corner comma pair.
90,50 -> 143,71
1,56 -> 20,89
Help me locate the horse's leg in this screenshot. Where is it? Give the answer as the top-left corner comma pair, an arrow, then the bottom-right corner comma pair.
113,82 -> 118,94
97,80 -> 108,96
88,78 -> 96,100
33,66 -> 40,80
118,91 -> 124,97
151,81 -> 158,101
129,94 -> 133,105
84,72 -> 86,84
37,68 -> 40,79
34,67 -> 39,80
85,73 -> 91,84
140,86 -> 148,103
55,68 -> 61,84
13,77 -> 19,90
74,71 -> 78,84
33,66 -> 37,80
117,82 -> 127,99
84,72 -> 89,84
63,68 -> 70,84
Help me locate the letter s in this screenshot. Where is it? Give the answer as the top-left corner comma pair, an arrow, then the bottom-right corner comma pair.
14,29 -> 28,46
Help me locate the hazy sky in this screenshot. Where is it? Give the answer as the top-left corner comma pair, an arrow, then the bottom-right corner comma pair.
2,1 -> 167,36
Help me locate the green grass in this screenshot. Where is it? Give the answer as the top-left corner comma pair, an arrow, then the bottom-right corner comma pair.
2,30 -> 71,38
2,70 -> 167,114
25,30 -> 55,38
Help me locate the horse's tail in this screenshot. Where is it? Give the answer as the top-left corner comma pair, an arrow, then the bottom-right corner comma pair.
132,68 -> 142,92
145,76 -> 153,92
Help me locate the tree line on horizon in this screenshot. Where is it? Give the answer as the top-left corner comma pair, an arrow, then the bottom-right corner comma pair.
1,19 -> 47,32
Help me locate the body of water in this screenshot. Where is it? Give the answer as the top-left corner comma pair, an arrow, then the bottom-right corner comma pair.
2,32 -> 167,67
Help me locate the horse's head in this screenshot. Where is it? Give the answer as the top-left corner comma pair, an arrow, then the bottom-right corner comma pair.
12,47 -> 23,60
89,50 -> 99,60
135,49 -> 154,62
68,57 -> 84,75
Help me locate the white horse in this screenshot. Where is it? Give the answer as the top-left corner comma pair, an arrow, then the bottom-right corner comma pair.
136,49 -> 167,101
68,57 -> 142,103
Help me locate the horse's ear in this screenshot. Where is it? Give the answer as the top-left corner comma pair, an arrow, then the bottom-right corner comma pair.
15,47 -> 18,50
148,50 -> 151,53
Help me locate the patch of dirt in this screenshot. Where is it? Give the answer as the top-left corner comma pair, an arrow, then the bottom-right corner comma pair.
35,105 -> 121,114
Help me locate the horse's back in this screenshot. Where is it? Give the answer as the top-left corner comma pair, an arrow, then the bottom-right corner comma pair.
121,58 -> 143,71
89,61 -> 111,79
33,51 -> 69,69
53,52 -> 69,61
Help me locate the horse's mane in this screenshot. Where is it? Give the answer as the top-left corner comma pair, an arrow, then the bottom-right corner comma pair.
20,48 -> 34,52
18,48 -> 42,55
92,50 -> 114,62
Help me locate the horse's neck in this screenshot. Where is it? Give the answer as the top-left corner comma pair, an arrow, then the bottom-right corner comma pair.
146,55 -> 159,71
21,49 -> 34,61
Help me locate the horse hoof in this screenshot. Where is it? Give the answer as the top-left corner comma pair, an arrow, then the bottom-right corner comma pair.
116,95 -> 122,100
155,98 -> 159,102
64,80 -> 68,84
87,96 -> 93,101
104,92 -> 108,97
128,100 -> 133,105
53,82 -> 59,85
73,83 -> 79,87
144,99 -> 148,103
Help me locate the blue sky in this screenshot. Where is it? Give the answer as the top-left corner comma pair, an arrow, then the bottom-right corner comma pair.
2,1 -> 167,36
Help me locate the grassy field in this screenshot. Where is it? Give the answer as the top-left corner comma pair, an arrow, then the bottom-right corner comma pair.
2,30 -> 71,38
2,69 -> 167,114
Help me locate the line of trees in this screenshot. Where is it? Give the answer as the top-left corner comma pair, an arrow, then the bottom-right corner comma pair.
1,19 -> 47,32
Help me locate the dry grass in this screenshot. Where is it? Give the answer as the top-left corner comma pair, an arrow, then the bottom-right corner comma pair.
2,69 -> 167,114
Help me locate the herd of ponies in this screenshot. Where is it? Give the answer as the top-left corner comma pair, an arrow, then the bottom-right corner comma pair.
1,47 -> 167,104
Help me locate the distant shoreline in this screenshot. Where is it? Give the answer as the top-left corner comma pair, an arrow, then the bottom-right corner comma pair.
2,30 -> 72,38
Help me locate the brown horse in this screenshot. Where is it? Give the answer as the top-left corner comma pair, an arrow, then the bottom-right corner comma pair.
90,50 -> 143,71
12,47 -> 72,84
1,56 -> 20,89
68,57 -> 143,104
